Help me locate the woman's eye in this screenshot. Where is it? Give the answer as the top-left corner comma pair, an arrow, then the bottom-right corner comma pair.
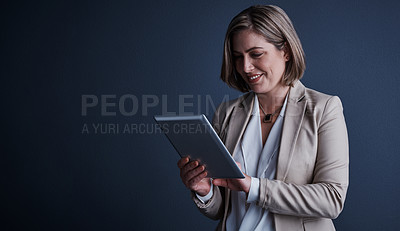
251,53 -> 263,58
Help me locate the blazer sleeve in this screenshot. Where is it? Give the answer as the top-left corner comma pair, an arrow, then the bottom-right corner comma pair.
189,105 -> 226,220
257,96 -> 349,219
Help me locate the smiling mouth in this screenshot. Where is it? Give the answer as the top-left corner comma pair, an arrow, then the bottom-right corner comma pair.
247,73 -> 263,82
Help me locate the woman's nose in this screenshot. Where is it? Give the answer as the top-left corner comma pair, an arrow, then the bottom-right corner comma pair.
243,57 -> 254,73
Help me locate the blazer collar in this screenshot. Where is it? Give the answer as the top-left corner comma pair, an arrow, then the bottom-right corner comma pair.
224,80 -> 307,167
224,92 -> 255,155
288,80 -> 306,102
276,81 -> 307,180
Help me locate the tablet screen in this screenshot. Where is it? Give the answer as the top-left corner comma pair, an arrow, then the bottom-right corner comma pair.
154,114 -> 244,179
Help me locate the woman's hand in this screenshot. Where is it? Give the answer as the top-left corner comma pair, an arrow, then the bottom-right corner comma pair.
212,162 -> 251,194
177,156 -> 211,196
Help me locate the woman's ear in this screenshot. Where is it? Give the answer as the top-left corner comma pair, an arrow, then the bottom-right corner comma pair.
283,42 -> 290,61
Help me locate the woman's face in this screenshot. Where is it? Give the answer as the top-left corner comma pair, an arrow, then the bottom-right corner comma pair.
232,29 -> 289,95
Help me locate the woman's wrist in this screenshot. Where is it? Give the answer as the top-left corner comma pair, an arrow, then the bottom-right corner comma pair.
243,174 -> 252,194
195,182 -> 214,203
195,178 -> 213,196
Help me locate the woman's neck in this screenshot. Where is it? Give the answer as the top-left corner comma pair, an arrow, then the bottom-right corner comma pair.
256,86 -> 289,113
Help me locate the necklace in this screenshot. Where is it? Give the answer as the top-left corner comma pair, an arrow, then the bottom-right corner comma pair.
259,103 -> 282,123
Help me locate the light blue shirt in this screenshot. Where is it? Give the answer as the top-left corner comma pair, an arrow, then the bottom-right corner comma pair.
197,93 -> 287,231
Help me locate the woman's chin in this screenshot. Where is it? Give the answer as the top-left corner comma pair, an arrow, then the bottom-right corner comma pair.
250,82 -> 288,95
250,85 -> 269,94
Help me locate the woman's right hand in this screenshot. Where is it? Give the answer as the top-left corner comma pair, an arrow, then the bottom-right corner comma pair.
177,156 -> 211,196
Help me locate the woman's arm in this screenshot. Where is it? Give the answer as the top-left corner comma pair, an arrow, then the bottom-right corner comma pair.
187,104 -> 228,220
258,96 -> 349,218
212,96 -> 349,219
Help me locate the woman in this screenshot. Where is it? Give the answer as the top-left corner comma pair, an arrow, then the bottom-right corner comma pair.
177,5 -> 348,231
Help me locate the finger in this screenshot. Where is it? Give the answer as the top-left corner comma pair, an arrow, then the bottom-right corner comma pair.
187,170 -> 208,189
180,160 -> 199,179
181,160 -> 199,174
184,165 -> 205,183
177,156 -> 190,169
212,179 -> 228,188
235,161 -> 242,170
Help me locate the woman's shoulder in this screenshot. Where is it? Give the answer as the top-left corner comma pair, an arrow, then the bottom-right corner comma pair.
215,92 -> 254,114
295,82 -> 343,108
304,86 -> 334,102
299,83 -> 344,117
211,92 -> 254,129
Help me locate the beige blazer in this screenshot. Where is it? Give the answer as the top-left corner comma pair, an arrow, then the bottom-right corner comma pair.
191,81 -> 349,231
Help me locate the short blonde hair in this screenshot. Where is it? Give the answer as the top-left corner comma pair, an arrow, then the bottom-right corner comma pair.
221,5 -> 306,92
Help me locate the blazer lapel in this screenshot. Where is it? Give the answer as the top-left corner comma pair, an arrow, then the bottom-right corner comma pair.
221,93 -> 254,229
225,93 -> 254,156
276,82 -> 307,181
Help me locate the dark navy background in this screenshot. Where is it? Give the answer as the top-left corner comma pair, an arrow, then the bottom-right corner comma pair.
2,0 -> 400,230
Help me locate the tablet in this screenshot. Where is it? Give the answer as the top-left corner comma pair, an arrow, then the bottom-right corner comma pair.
154,114 -> 244,179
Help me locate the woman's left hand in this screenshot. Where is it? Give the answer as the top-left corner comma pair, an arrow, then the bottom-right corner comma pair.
212,162 -> 252,194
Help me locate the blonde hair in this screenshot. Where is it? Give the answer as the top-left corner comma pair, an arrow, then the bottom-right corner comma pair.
221,5 -> 306,92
